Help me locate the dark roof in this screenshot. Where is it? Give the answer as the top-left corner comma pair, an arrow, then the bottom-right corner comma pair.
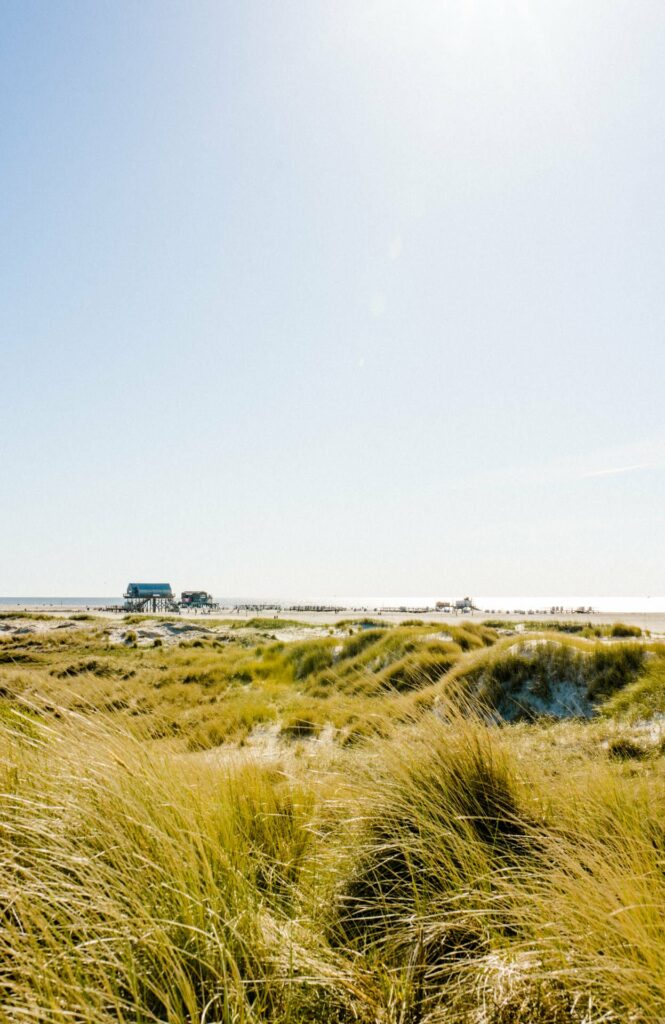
126,583 -> 173,596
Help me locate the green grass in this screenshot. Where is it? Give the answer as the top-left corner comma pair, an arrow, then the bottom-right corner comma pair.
609,621 -> 643,637
603,648 -> 665,721
0,610 -> 62,620
482,618 -> 643,638
0,621 -> 656,747
235,617 -> 315,631
437,635 -> 647,720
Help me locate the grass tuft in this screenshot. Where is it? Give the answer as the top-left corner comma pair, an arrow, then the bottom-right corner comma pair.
1,616 -> 664,1021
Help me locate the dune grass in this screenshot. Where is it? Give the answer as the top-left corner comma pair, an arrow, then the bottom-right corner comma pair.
1,699 -> 664,1022
0,713 -> 339,1022
482,618 -> 643,639
0,620 -> 496,749
1,616 -> 665,1021
602,646 -> 665,721
418,633 -> 650,722
340,714 -> 665,1022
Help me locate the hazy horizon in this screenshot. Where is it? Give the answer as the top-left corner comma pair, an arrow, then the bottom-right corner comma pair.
2,1 -> 664,594
3,594 -> 665,615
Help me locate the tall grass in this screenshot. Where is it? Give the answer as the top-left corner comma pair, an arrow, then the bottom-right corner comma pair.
442,636 -> 647,720
4,696 -> 664,1022
0,708 -> 365,1023
2,619 -> 665,1021
333,711 -> 665,1023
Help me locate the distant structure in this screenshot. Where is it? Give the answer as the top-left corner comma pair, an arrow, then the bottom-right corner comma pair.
435,597 -> 475,613
123,583 -> 177,613
180,590 -> 213,610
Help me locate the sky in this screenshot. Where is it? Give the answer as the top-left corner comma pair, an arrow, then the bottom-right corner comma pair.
1,0 -> 664,598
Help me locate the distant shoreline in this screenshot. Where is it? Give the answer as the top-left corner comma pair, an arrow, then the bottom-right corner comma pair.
2,600 -> 665,634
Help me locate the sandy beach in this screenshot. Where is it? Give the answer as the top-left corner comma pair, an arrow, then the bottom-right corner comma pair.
2,602 -> 665,635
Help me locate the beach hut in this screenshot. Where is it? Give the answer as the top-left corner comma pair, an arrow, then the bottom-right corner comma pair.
180,590 -> 213,610
123,583 -> 176,613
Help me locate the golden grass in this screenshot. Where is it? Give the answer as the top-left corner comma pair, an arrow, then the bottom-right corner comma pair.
1,617 -> 665,1021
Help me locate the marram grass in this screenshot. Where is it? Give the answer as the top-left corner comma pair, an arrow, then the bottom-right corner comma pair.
1,617 -> 665,1022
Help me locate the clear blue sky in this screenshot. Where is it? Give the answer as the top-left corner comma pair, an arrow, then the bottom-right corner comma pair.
1,0 -> 664,597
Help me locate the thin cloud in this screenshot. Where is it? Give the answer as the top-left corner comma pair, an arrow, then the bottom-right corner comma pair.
449,438 -> 665,492
580,462 -> 658,479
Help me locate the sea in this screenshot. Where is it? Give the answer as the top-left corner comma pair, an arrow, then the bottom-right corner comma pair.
1,595 -> 665,613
